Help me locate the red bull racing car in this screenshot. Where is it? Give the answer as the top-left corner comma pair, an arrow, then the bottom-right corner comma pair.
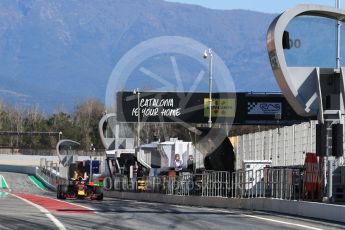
57,177 -> 103,200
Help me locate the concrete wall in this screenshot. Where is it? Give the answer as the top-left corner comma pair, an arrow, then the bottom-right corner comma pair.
104,191 -> 345,224
0,154 -> 105,166
0,149 -> 104,156
0,155 -> 57,166
233,121 -> 318,169
233,121 -> 345,170
0,164 -> 37,175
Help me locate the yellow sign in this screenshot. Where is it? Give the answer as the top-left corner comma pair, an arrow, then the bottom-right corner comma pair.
204,99 -> 236,117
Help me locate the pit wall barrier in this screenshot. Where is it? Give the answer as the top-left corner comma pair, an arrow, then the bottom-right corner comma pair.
104,191 -> 345,224
0,154 -> 105,167
0,164 -> 36,175
104,169 -> 345,223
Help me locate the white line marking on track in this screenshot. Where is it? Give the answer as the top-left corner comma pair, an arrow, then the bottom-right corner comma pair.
243,214 -> 325,230
200,208 -> 325,230
45,213 -> 66,230
10,193 -> 66,230
110,198 -> 326,230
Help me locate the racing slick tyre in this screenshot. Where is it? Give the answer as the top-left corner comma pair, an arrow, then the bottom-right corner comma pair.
96,193 -> 103,201
57,185 -> 67,199
57,185 -> 66,199
56,185 -> 60,199
95,187 -> 103,201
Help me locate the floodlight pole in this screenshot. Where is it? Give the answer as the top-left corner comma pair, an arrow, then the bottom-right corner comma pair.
133,88 -> 141,147
324,0 -> 342,202
58,131 -> 62,141
336,0 -> 341,69
204,48 -> 213,128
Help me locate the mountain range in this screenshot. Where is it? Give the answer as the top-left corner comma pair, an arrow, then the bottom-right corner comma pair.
0,0 -> 283,113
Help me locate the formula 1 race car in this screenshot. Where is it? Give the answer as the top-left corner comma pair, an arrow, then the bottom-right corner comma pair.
57,177 -> 103,200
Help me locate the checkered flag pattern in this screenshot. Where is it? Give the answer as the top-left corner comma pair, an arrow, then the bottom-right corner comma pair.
247,102 -> 257,112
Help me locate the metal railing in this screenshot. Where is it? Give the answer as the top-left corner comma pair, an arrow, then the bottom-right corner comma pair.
36,163 -> 345,202
231,168 -> 304,200
112,171 -> 232,198
35,166 -> 67,191
108,168 -> 309,200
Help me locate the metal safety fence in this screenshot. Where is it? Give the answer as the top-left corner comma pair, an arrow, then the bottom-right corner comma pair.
108,168 -> 307,200
231,168 -> 304,200
36,163 -> 345,202
111,171 -> 232,198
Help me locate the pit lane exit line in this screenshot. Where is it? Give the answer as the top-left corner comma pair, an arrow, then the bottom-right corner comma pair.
14,192 -> 95,214
0,175 -> 9,189
10,193 -> 66,230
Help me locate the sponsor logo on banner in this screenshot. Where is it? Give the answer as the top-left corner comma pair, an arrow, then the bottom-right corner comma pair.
204,99 -> 236,117
247,102 -> 281,115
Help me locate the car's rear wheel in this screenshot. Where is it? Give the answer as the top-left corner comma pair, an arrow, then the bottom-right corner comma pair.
57,185 -> 66,199
96,193 -> 103,201
94,187 -> 103,200
56,185 -> 60,199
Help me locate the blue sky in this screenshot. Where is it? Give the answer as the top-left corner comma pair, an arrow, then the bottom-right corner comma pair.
164,0 -> 341,13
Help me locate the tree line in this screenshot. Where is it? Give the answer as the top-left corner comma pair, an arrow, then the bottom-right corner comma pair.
0,98 -> 278,151
0,99 -> 105,151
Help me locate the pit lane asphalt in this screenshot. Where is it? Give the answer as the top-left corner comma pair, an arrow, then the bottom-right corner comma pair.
1,171 -> 345,230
